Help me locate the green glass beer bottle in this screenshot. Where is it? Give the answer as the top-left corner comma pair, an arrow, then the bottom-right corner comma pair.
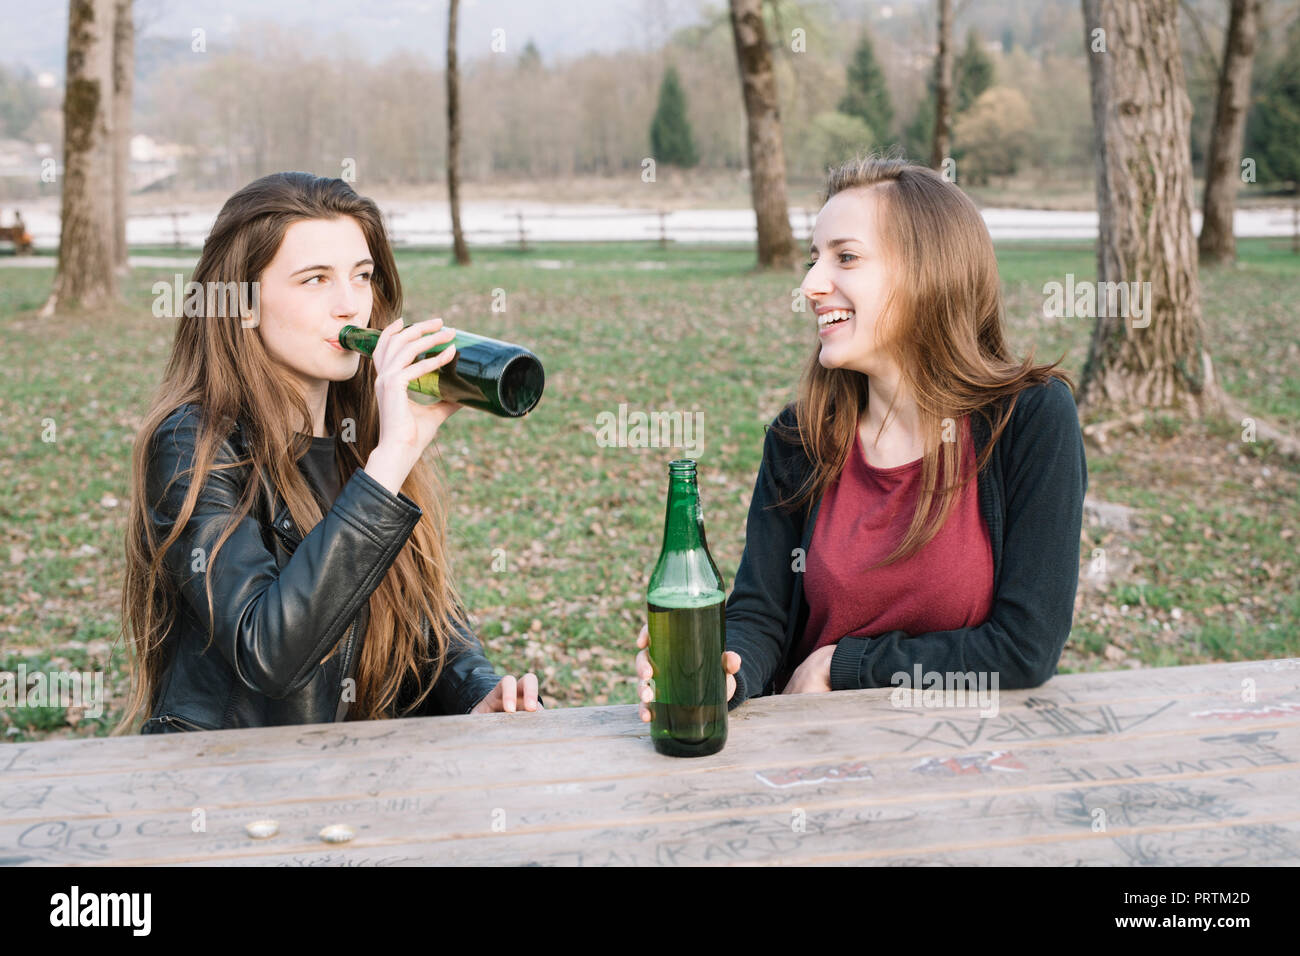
338,324 -> 545,418
646,459 -> 727,757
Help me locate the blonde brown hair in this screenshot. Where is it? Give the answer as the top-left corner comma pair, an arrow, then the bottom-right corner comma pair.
117,172 -> 466,732
775,153 -> 1072,567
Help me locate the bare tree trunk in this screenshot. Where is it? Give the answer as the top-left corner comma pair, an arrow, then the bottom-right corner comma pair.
42,0 -> 119,317
1198,0 -> 1261,265
728,0 -> 797,270
447,0 -> 470,266
929,0 -> 953,170
1079,0 -> 1223,417
112,0 -> 133,274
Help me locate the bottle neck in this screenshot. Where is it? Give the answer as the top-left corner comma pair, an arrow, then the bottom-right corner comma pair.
661,468 -> 705,553
339,324 -> 493,357
338,325 -> 379,356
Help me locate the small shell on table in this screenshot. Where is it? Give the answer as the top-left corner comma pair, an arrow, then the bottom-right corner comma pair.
245,819 -> 279,839
319,823 -> 356,844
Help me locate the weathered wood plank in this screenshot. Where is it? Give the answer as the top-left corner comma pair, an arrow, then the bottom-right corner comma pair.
182,816 -> 1300,867
3,679 -> 1296,821
3,661 -> 1297,866
47,770 -> 1300,867
172,817 -> 1300,867
6,711 -> 1296,864
4,659 -> 1297,779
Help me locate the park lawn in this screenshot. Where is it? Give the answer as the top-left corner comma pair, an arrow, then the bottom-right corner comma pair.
1,236 -> 1296,741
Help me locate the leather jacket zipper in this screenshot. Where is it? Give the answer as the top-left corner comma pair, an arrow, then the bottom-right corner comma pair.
268,501 -> 358,720
269,505 -> 358,720
334,617 -> 360,721
341,618 -> 358,683
158,713 -> 213,732
271,513 -> 301,552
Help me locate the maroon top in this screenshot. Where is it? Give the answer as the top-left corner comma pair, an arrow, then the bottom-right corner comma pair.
787,415 -> 994,689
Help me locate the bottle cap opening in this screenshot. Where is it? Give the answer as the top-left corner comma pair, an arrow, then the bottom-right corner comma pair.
498,354 -> 545,417
668,459 -> 697,476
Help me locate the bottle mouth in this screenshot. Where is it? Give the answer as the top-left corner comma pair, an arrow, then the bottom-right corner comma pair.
497,354 -> 545,417
668,459 -> 697,476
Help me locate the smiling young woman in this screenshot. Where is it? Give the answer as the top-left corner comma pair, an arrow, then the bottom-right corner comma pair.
635,153 -> 1088,714
117,171 -> 539,734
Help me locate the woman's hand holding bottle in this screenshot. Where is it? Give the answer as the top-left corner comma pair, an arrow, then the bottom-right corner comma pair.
363,316 -> 462,494
634,624 -> 741,722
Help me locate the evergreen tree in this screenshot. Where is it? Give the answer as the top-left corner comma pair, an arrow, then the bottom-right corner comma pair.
0,65 -> 41,139
955,30 -> 994,113
650,65 -> 699,168
1244,22 -> 1300,184
903,80 -> 935,163
839,31 -> 894,140
518,39 -> 542,72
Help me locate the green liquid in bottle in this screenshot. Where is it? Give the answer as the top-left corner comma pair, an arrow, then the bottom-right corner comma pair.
646,459 -> 728,758
647,588 -> 727,757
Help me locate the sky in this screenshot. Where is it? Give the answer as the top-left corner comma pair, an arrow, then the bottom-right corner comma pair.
0,0 -> 727,78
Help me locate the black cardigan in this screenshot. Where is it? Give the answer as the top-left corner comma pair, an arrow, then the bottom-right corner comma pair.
724,376 -> 1088,708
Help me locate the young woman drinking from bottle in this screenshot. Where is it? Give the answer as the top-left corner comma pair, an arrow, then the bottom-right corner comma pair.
118,171 -> 539,734
635,153 -> 1087,715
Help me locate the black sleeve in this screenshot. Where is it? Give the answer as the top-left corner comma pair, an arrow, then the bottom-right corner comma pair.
724,410 -> 807,709
430,610 -> 509,715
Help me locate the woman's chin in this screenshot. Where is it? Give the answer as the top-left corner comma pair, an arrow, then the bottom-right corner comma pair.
818,344 -> 848,369
325,355 -> 362,380
818,339 -> 876,374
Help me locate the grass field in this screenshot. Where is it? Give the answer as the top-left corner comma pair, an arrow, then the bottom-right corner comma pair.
1,237 -> 1297,740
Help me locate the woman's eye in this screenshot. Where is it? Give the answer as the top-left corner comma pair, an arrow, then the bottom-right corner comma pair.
304,272 -> 370,285
804,260 -> 816,270
839,252 -> 858,264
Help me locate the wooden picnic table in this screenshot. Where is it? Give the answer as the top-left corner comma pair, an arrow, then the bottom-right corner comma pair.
3,658 -> 1299,866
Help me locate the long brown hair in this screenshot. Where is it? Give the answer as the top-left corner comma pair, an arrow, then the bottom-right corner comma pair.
117,171 -> 467,733
775,153 -> 1072,567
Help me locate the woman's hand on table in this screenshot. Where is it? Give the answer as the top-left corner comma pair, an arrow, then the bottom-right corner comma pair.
780,644 -> 835,694
634,624 -> 741,722
471,673 -> 543,714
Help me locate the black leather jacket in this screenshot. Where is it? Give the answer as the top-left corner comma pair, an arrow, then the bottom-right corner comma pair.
139,403 -> 504,733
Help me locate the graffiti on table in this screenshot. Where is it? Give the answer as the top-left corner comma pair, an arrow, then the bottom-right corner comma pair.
754,760 -> 874,789
911,750 -> 1026,776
